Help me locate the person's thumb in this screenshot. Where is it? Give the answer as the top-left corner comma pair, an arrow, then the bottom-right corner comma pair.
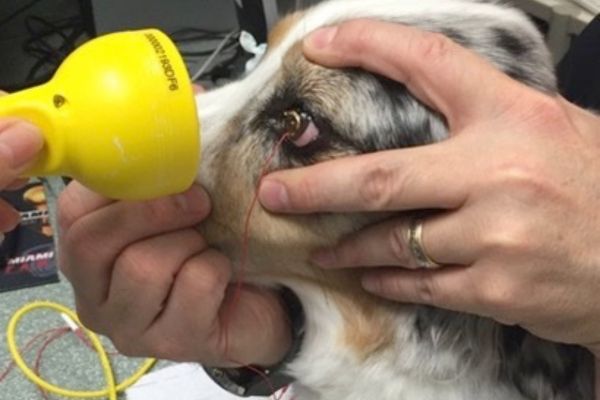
0,120 -> 44,171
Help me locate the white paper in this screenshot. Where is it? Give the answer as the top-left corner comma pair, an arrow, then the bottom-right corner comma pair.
126,363 -> 293,400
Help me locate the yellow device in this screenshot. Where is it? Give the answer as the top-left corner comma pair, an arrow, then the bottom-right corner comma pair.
0,29 -> 200,200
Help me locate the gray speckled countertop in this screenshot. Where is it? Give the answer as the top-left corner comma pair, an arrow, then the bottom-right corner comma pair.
0,277 -> 172,400
0,179 -> 169,400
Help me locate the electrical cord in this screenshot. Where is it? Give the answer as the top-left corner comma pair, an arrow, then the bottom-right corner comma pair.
7,301 -> 156,399
191,30 -> 239,81
171,27 -> 239,56
0,0 -> 44,28
170,27 -> 233,42
23,15 -> 86,84
180,39 -> 240,57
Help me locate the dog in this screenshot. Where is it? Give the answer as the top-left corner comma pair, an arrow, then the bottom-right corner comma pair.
196,0 -> 594,398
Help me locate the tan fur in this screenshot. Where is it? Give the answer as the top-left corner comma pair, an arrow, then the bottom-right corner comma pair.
267,12 -> 304,49
198,21 -> 398,361
195,2 -> 588,398
335,289 -> 397,360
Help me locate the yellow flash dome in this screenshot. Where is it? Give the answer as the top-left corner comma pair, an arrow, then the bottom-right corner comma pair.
0,29 -> 200,200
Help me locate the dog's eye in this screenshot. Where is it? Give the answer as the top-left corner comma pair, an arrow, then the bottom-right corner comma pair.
282,109 -> 319,147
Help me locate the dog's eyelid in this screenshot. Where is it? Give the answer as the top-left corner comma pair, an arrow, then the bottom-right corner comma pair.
291,119 -> 320,148
280,108 -> 320,148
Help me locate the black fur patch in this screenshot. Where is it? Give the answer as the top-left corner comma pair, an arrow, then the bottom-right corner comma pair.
504,64 -> 529,83
441,27 -> 471,47
500,326 -> 594,399
414,307 -> 594,399
494,27 -> 529,56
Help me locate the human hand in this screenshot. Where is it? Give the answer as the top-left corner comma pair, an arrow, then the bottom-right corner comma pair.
0,114 -> 44,235
258,20 -> 600,355
58,182 -> 291,367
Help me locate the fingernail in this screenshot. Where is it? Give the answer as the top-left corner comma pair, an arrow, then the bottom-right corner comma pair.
306,26 -> 338,49
259,180 -> 289,211
175,184 -> 211,215
310,249 -> 337,268
361,275 -> 381,293
0,121 -> 44,169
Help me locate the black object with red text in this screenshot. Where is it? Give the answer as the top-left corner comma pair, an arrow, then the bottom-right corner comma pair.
0,181 -> 59,292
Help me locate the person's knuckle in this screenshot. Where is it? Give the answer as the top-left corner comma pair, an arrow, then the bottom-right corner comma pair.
528,94 -> 570,129
60,224 -> 94,270
412,272 -> 439,304
359,163 -> 402,210
476,275 -> 517,312
141,193 -> 199,228
142,200 -> 178,227
494,157 -> 560,202
75,304 -> 104,334
482,216 -> 534,257
413,31 -> 456,65
389,223 -> 409,264
117,244 -> 166,287
195,266 -> 228,300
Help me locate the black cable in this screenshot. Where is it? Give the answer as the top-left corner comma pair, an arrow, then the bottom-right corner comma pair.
0,0 -> 44,28
195,45 -> 246,83
170,27 -> 232,40
180,40 -> 240,57
21,14 -> 86,84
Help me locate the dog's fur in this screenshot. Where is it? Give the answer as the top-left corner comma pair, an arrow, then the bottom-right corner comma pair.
196,1 -> 594,398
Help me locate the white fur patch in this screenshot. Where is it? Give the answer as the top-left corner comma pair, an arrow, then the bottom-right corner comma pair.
194,1 -> 558,399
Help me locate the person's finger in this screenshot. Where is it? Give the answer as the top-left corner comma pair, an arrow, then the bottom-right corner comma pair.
218,285 -> 292,367
148,257 -> 291,367
0,120 -> 44,188
57,181 -> 115,232
361,266 -> 484,316
312,211 -> 479,269
259,140 -> 469,213
0,198 -> 20,232
5,178 -> 30,191
93,229 -> 208,336
61,184 -> 211,305
141,249 -> 233,362
312,218 -> 417,269
302,20 -> 523,130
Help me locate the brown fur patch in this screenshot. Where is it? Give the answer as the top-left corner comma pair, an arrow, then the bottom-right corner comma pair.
333,284 -> 397,360
198,38 -> 397,364
268,12 -> 304,49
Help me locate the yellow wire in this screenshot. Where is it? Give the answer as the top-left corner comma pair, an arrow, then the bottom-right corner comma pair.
6,301 -> 157,399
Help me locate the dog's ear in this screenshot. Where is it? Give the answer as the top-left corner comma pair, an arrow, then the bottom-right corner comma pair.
267,12 -> 304,50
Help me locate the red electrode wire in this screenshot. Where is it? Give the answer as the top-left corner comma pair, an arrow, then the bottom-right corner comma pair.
0,328 -> 60,383
1,134 -> 295,400
0,324 -> 118,397
34,328 -> 71,400
221,133 -> 292,400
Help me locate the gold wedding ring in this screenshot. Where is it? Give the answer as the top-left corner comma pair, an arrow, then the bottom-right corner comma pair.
408,218 -> 442,269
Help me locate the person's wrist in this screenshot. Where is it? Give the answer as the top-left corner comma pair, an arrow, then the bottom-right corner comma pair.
206,287 -> 304,397
217,286 -> 294,368
249,288 -> 295,367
